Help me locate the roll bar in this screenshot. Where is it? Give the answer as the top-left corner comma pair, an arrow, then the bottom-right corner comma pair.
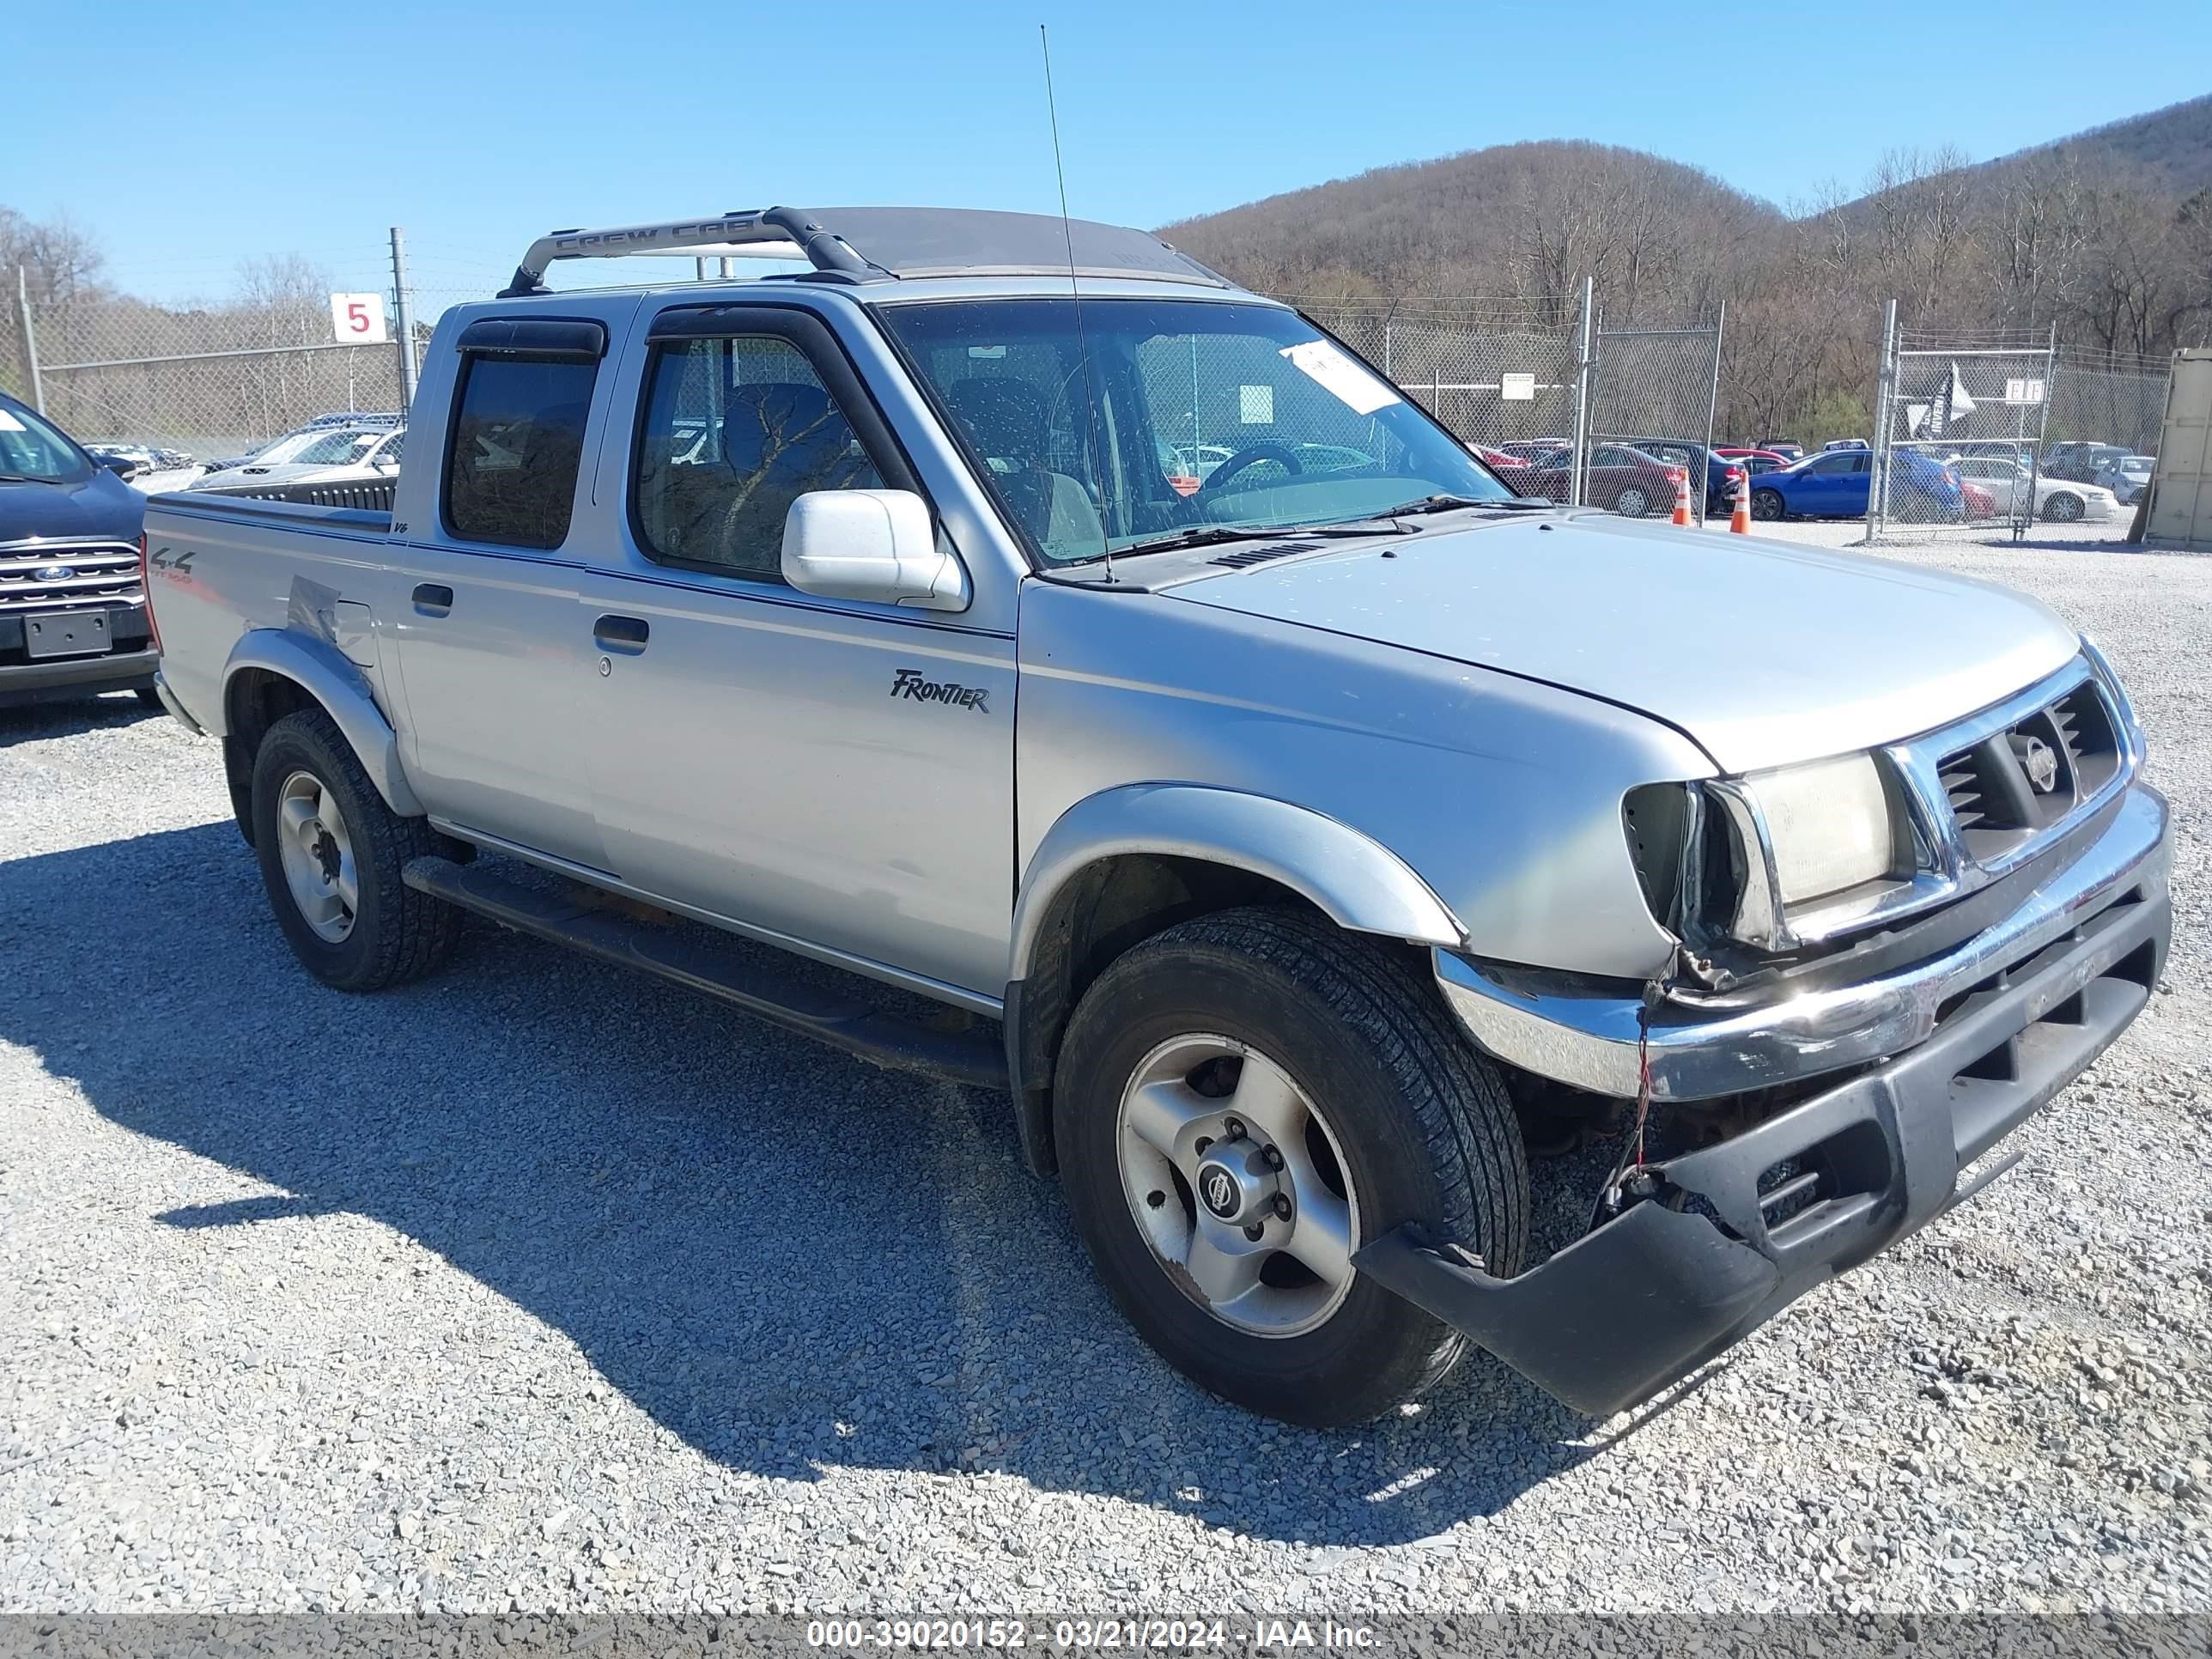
498,207 -> 872,298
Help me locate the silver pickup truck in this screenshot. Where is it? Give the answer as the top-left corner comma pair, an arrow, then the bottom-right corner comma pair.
143,206 -> 2172,1428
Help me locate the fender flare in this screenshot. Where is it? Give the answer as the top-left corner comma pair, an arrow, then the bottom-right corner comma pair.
1010,784 -> 1467,985
1002,785 -> 1466,1176
221,627 -> 424,817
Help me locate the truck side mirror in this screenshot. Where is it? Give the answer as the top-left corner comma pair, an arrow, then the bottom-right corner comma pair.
781,489 -> 969,612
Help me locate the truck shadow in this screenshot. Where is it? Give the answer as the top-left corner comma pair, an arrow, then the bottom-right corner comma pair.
0,822 -> 1608,1547
0,690 -> 163,748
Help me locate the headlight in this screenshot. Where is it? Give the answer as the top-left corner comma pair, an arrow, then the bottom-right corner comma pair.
1744,752 -> 1893,905
1626,754 -> 1901,956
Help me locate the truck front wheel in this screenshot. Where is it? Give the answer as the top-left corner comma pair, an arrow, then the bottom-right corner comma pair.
250,708 -> 462,991
1053,908 -> 1528,1426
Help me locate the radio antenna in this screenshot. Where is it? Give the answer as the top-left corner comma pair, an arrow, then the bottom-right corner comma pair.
1041,24 -> 1115,582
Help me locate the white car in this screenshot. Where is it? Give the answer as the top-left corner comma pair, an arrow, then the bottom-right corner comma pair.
190,426 -> 405,492
1954,457 -> 2115,524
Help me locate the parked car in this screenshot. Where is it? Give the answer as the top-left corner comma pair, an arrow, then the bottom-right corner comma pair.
1514,442 -> 1683,517
2092,454 -> 2154,506
1754,439 -> 1805,460
1960,479 -> 2001,520
1716,447 -> 1794,478
1498,439 -> 1570,462
143,202 -> 2170,1432
0,391 -> 157,705
202,413 -> 405,477
83,441 -> 158,478
1954,457 -> 2115,523
1466,441 -> 1528,472
2043,441 -> 2133,485
1748,447 -> 1963,522
191,425 -> 406,493
1611,437 -> 1743,515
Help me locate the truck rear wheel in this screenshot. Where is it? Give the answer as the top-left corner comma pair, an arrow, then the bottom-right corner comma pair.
1053,907 -> 1528,1426
250,708 -> 462,991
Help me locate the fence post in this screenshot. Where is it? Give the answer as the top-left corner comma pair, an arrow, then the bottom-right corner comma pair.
388,227 -> 419,412
2021,323 -> 2058,545
1863,298 -> 1898,545
1569,275 -> 1595,507
15,266 -> 46,415
1699,297 -> 1726,529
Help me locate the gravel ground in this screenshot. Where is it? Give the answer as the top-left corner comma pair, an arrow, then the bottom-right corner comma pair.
3,532 -> 2209,1620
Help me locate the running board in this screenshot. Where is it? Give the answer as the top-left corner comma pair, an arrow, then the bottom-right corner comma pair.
402,857 -> 1007,1091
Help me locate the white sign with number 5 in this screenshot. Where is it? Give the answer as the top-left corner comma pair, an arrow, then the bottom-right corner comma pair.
329,292 -> 390,346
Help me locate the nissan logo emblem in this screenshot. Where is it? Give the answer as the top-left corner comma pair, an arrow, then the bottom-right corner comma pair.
1200,1166 -> 1240,1219
2019,733 -> 2060,794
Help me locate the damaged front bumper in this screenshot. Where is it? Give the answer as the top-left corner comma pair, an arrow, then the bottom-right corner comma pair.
1352,781 -> 2172,1418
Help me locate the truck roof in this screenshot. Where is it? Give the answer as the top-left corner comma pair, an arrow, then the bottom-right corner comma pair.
501,205 -> 1231,298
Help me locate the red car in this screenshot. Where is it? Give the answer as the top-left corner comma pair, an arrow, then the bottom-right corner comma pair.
1961,479 -> 2001,519
1510,442 -> 1683,518
1466,441 -> 1531,473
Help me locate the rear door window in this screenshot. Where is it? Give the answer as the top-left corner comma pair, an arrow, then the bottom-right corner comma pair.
631,332 -> 887,582
445,339 -> 602,550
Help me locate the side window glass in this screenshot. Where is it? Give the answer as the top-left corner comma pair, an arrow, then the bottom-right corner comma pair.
446,356 -> 599,550
634,335 -> 884,581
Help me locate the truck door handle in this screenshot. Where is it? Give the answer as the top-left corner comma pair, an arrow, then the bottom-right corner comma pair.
411,583 -> 453,616
593,613 -> 650,654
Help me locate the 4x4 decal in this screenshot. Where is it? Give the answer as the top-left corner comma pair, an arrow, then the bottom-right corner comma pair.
891,667 -> 990,714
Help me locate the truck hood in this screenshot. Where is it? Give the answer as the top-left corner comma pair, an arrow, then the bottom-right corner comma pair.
0,472 -> 146,544
1166,512 -> 2081,774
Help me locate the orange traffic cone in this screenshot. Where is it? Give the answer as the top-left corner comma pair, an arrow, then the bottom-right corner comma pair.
1729,468 -> 1752,534
1669,466 -> 1692,526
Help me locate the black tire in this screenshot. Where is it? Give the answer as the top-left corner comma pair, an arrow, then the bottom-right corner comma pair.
1613,486 -> 1650,519
250,708 -> 462,991
2043,492 -> 2084,523
132,686 -> 163,709
1752,489 -> 1785,521
1053,907 -> 1529,1426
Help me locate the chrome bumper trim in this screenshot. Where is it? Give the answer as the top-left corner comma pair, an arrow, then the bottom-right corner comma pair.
1435,781 -> 2170,1101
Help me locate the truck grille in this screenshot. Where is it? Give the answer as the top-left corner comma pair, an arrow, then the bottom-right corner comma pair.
0,542 -> 143,612
1935,677 -> 2120,864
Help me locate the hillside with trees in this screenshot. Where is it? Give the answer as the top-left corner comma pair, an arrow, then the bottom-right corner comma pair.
1164,97 -> 2212,444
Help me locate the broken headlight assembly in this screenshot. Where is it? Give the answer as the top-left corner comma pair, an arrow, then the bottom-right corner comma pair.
1626,751 -> 1914,963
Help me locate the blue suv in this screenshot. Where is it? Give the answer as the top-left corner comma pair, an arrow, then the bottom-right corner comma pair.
0,391 -> 156,705
1748,447 -> 1963,523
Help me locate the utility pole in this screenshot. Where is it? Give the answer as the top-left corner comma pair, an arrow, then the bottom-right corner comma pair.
15,266 -> 46,414
1699,298 -> 1726,529
1569,275 -> 1595,507
388,227 -> 419,411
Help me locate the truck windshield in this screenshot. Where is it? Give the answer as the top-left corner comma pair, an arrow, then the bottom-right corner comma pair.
878,298 -> 1513,565
0,400 -> 94,484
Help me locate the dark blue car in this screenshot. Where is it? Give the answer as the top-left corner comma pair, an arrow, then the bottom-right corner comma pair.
1747,447 -> 1963,523
0,390 -> 156,705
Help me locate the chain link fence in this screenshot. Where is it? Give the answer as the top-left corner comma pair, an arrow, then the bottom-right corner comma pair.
1868,312 -> 2172,541
1297,301 -> 1584,458
1295,294 -> 1726,521
4,281 -> 417,467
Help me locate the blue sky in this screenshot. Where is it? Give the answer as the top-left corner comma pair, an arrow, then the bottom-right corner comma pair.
14,0 -> 2209,309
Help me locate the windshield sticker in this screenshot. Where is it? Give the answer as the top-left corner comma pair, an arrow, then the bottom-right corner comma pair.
1239,385 -> 1274,425
1279,341 -> 1401,416
0,410 -> 23,431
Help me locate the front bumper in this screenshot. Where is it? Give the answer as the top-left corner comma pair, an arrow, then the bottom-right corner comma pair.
1432,782 -> 2168,1103
1355,783 -> 2172,1417
0,605 -> 156,698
